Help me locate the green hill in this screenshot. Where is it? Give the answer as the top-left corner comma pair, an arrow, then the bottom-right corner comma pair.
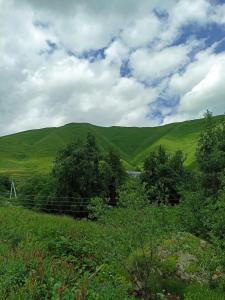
0,115 -> 224,176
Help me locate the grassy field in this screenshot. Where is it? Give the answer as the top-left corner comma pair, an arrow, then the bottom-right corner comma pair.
0,206 -> 224,299
0,115 -> 224,176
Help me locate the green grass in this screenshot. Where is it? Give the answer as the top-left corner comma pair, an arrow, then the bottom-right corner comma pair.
0,115 -> 224,176
0,206 -> 224,299
0,206 -> 176,299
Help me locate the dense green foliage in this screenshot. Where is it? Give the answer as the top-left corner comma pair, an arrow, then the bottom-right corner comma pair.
141,146 -> 187,204
196,111 -> 225,198
1,115 -> 225,176
19,175 -> 56,212
180,112 -> 225,249
118,178 -> 148,209
101,150 -> 126,206
19,134 -> 125,217
52,134 -> 102,217
0,174 -> 10,193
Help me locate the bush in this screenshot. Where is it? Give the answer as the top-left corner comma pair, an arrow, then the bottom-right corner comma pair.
0,174 -> 10,193
179,191 -> 209,236
126,232 -> 225,299
87,197 -> 111,220
117,178 -> 148,209
204,181 -> 225,262
19,175 -> 56,212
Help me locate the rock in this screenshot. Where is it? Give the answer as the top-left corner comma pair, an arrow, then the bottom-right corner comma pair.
126,232 -> 224,298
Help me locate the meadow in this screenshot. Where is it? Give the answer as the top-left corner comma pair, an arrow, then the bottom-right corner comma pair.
0,205 -> 224,300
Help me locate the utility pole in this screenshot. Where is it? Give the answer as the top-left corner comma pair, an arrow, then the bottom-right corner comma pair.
10,180 -> 17,199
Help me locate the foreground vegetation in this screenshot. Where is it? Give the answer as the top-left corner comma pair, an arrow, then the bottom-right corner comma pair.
0,205 -> 224,300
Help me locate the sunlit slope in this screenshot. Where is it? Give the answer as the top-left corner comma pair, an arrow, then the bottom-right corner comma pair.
0,115 -> 224,175
132,118 -> 205,167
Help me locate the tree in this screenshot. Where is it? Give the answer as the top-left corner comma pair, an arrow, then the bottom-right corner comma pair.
52,133 -> 102,216
141,146 -> 186,204
52,135 -> 126,216
180,112 -> 225,239
196,111 -> 225,198
101,150 -> 126,206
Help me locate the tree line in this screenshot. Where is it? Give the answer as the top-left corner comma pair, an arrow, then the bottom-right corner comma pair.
1,112 -> 225,236
18,133 -> 126,216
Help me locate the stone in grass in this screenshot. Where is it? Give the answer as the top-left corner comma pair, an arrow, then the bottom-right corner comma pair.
126,232 -> 224,298
159,232 -> 224,285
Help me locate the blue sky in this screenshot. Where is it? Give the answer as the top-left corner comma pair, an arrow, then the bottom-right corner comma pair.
1,0 -> 225,135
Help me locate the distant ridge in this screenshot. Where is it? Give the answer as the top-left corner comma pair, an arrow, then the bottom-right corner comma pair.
0,115 -> 224,175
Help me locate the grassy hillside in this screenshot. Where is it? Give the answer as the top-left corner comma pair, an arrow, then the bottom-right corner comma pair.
0,115 -> 224,176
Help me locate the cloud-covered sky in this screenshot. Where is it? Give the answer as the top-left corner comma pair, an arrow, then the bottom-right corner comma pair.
1,0 -> 225,135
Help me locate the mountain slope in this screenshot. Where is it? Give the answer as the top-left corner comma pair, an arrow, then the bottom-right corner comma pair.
0,115 -> 224,176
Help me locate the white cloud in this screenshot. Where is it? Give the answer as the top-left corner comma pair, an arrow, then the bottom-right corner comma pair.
1,52 -> 157,135
105,40 -> 129,65
18,0 -> 175,17
1,0 -> 225,136
212,3 -> 225,24
130,43 -> 192,81
169,48 -> 216,96
121,14 -> 161,48
178,61 -> 225,115
15,0 -> 175,53
157,0 -> 213,49
164,48 -> 225,123
171,0 -> 211,24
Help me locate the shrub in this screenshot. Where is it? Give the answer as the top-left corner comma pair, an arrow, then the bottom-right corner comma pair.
126,246 -> 162,299
87,197 -> 111,220
179,190 -> 209,236
126,232 -> 224,299
207,182 -> 225,246
19,175 -> 56,212
117,178 -> 148,209
0,174 -> 10,193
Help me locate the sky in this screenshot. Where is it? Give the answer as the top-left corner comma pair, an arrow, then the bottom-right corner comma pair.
1,0 -> 225,136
